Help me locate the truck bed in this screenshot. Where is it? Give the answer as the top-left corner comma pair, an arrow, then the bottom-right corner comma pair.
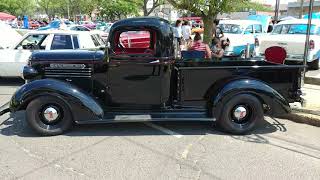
175,60 -> 304,105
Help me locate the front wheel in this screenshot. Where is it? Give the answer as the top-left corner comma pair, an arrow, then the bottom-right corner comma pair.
26,96 -> 74,136
217,94 -> 263,134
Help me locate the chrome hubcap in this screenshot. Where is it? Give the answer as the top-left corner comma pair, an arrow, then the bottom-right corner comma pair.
43,107 -> 59,122
233,106 -> 247,121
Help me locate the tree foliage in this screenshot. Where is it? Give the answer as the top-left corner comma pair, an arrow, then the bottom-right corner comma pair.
235,1 -> 273,12
167,0 -> 248,44
141,0 -> 165,16
100,0 -> 140,21
0,0 -> 36,16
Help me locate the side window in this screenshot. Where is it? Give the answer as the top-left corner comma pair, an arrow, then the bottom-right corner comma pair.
119,31 -> 151,48
39,35 -> 51,50
72,35 -> 79,49
51,35 -> 73,50
91,35 -> 100,46
272,25 -> 282,34
281,25 -> 290,34
316,27 -> 320,35
16,34 -> 48,50
94,34 -> 105,45
244,25 -> 254,34
115,31 -> 152,55
254,24 -> 262,33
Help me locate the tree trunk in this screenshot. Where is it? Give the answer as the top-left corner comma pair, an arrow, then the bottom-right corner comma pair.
202,15 -> 214,45
143,0 -> 148,16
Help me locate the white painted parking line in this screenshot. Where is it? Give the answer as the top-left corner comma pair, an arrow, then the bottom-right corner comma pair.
143,122 -> 183,138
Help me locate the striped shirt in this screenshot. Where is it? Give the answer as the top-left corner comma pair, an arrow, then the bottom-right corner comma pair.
190,41 -> 207,52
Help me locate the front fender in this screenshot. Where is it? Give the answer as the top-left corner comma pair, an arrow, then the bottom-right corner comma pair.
212,79 -> 290,118
10,79 -> 104,118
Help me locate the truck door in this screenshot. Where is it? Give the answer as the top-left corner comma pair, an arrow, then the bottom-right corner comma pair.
107,30 -> 162,107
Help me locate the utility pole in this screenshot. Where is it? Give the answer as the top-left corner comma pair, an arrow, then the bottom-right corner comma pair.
299,0 -> 304,19
303,0 -> 314,79
274,0 -> 280,22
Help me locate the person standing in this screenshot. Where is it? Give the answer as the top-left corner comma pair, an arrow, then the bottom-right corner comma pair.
181,21 -> 192,48
173,20 -> 183,56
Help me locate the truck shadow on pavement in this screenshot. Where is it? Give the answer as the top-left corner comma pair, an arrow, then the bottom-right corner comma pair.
0,111 -> 285,138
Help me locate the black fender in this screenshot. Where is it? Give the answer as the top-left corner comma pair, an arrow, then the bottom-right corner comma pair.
209,79 -> 291,120
10,79 -> 104,119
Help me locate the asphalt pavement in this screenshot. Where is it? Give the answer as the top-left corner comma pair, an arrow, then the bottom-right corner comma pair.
0,79 -> 320,180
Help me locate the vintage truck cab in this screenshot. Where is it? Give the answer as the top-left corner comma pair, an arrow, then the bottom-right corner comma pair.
0,17 -> 304,136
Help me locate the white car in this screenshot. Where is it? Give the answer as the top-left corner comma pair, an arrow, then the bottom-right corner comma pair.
218,20 -> 265,57
257,19 -> 320,69
0,22 -> 22,49
0,30 -> 105,77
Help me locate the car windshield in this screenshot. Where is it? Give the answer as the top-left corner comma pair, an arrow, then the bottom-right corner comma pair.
273,24 -> 318,35
218,24 -> 242,34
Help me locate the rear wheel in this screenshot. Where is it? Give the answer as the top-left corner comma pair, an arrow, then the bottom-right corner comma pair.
26,96 -> 74,136
217,94 -> 263,134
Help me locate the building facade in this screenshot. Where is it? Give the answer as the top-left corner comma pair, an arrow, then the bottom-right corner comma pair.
287,1 -> 320,17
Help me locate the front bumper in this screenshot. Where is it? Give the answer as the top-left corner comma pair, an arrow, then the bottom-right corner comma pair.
0,102 -> 10,116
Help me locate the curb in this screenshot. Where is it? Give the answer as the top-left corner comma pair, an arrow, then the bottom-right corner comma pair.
279,110 -> 320,127
305,76 -> 320,86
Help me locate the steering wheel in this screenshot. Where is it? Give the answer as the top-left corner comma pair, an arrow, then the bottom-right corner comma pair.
26,43 -> 36,50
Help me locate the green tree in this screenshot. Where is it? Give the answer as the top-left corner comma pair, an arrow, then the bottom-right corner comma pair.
167,0 -> 247,44
141,0 -> 165,16
36,0 -> 60,18
100,0 -> 139,21
0,0 -> 36,16
235,1 -> 273,12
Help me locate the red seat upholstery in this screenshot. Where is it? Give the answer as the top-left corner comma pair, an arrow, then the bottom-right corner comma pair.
264,46 -> 287,64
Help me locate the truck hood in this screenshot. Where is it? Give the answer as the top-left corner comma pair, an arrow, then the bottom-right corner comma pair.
31,50 -> 105,62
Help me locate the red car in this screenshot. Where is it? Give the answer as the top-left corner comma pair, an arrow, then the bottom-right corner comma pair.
29,21 -> 40,29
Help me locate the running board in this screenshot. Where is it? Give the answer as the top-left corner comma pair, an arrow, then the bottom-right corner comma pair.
76,111 -> 215,124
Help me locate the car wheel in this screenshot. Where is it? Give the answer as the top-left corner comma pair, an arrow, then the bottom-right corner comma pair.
308,59 -> 319,70
218,94 -> 263,134
26,96 -> 74,136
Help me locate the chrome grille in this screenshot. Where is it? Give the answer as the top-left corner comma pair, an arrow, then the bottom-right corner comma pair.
44,67 -> 92,78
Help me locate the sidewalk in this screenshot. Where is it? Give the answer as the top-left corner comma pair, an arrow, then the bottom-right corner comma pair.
305,70 -> 320,85
283,83 -> 320,127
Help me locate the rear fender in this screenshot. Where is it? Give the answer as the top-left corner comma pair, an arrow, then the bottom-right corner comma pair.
10,79 -> 104,119
209,79 -> 290,119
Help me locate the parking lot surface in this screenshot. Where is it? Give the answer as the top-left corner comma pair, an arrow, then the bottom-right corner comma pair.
0,79 -> 320,180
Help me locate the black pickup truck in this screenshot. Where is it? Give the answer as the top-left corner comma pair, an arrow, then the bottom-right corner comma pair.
0,17 -> 304,136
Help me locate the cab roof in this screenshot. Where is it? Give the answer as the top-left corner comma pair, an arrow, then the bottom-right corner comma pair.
111,17 -> 170,30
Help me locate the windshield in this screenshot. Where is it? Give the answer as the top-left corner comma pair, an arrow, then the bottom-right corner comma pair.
218,24 -> 242,34
272,24 -> 318,35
